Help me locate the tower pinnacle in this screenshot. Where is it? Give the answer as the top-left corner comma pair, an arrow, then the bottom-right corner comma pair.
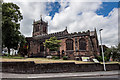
40,15 -> 42,21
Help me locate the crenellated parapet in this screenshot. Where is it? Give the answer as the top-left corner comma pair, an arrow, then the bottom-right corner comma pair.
33,16 -> 48,37
29,29 -> 95,42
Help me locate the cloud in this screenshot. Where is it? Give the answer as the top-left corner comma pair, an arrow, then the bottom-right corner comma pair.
19,2 -> 47,37
4,0 -> 118,47
48,2 -> 102,32
118,8 -> 120,43
47,2 -> 101,32
4,1 -> 47,37
47,2 -> 118,47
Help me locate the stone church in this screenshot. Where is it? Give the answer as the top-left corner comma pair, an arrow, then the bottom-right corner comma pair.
26,17 -> 100,60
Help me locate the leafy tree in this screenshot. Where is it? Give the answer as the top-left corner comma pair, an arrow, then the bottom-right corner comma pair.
97,56 -> 107,62
18,35 -> 28,57
97,43 -> 120,62
117,43 -> 120,52
116,43 -> 120,61
2,3 -> 23,54
104,48 -> 112,61
99,45 -> 109,56
19,35 -> 26,48
44,36 -> 61,51
0,0 -> 2,53
97,45 -> 110,61
111,45 -> 119,61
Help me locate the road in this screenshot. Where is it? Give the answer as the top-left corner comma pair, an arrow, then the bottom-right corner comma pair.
1,75 -> 119,80
0,70 -> 119,80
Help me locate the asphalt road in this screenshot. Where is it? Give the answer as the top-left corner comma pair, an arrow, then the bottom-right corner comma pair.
1,70 -> 119,80
1,75 -> 119,80
28,75 -> 119,80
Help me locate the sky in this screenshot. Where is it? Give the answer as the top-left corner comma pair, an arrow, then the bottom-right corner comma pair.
4,0 -> 120,47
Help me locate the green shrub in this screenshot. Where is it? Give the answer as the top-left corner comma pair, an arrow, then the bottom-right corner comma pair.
4,53 -> 11,57
52,56 -> 60,60
97,56 -> 107,62
3,53 -> 8,56
63,56 -> 68,60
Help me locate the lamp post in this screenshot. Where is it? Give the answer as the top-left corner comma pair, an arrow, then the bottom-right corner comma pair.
99,29 -> 106,71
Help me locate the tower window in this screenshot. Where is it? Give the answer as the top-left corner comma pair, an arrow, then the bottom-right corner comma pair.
43,26 -> 47,33
35,25 -> 39,32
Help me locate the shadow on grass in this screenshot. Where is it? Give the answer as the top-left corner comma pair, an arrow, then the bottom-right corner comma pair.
1,56 -> 26,59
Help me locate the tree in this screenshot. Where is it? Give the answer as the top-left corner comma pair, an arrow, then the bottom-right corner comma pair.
104,48 -> 112,61
116,43 -> 120,61
117,43 -> 120,52
99,45 -> 109,56
0,1 -> 2,53
2,3 -> 23,54
98,44 -> 120,62
44,36 -> 61,51
17,35 -> 28,57
111,44 -> 120,61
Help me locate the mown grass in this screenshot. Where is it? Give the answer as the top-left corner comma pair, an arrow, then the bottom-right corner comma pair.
1,56 -> 119,64
1,55 -> 25,59
1,57 -> 96,64
100,61 -> 120,64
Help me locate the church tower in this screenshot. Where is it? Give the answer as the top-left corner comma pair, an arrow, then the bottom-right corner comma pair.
33,16 -> 48,37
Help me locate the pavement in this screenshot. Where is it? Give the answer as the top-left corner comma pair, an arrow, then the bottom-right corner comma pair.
1,70 -> 119,79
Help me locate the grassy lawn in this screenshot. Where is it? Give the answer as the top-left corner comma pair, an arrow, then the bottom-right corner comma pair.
100,61 -> 120,64
1,56 -> 25,59
1,57 -> 94,64
1,56 -> 119,64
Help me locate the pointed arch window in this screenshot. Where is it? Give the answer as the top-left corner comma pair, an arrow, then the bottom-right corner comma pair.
79,38 -> 86,50
66,39 -> 74,50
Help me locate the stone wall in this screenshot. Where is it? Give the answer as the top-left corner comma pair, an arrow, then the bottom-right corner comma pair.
1,62 -> 119,74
